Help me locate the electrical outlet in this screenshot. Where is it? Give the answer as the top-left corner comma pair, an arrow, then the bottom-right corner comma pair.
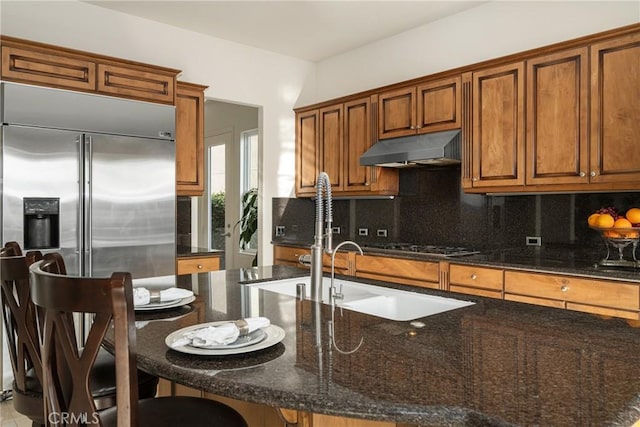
275,226 -> 285,237
377,229 -> 388,237
331,226 -> 341,234
526,236 -> 542,246
358,228 -> 369,236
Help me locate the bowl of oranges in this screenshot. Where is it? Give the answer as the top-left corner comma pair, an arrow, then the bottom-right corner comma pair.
588,207 -> 640,266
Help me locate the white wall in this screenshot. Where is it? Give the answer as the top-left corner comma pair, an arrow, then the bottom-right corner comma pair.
1,0 -> 314,266
311,1 -> 640,104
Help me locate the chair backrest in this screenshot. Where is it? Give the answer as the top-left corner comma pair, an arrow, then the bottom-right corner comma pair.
30,253 -> 139,427
0,242 -> 44,397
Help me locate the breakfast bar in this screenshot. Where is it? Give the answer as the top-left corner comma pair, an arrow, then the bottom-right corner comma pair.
112,265 -> 640,427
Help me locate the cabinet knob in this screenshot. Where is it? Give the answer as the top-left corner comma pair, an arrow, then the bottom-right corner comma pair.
560,285 -> 569,292
410,125 -> 415,130
416,125 -> 422,129
470,274 -> 477,280
472,177 -> 478,182
197,264 -> 203,269
590,171 -> 597,177
579,171 -> 586,177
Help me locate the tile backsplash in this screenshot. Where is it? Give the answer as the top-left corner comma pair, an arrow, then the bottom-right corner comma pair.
272,167 -> 640,253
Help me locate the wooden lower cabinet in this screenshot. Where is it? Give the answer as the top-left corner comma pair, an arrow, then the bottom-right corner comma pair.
176,255 -> 221,274
448,264 -> 503,298
504,270 -> 640,319
355,254 -> 439,290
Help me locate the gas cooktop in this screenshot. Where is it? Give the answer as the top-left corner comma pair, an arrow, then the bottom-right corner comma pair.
362,243 -> 480,258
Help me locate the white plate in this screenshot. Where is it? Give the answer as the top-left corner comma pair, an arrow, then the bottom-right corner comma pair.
135,295 -> 196,311
166,322 -> 285,356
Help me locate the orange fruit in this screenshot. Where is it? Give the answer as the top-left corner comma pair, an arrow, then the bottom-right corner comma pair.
624,231 -> 640,238
625,208 -> 640,224
604,230 -> 622,238
587,213 -> 601,227
613,218 -> 633,229
596,213 -> 615,228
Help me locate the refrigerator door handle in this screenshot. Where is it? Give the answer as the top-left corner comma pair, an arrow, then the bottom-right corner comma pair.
77,136 -> 85,270
83,135 -> 93,276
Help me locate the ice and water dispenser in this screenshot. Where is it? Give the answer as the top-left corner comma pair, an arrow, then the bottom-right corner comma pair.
23,197 -> 60,250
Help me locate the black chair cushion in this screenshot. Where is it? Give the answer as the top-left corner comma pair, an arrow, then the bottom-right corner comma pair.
99,396 -> 248,427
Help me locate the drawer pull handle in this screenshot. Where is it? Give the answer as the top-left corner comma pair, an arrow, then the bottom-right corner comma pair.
560,285 -> 569,292
470,274 -> 477,280
197,264 -> 203,269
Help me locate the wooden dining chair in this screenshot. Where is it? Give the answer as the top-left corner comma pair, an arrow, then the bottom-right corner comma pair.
30,253 -> 248,427
1,242 -> 45,425
1,244 -> 158,426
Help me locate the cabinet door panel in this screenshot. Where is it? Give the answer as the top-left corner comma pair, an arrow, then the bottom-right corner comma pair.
344,98 -> 372,191
296,111 -> 319,196
1,45 -> 96,91
319,105 -> 344,190
590,32 -> 640,183
97,63 -> 174,104
176,82 -> 207,196
417,76 -> 461,133
472,62 -> 525,187
526,48 -> 589,185
378,87 -> 416,139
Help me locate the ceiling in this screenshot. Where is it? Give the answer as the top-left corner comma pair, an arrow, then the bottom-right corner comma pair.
87,1 -> 485,62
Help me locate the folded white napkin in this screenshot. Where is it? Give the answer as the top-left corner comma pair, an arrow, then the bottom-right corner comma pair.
133,287 -> 193,306
170,317 -> 270,348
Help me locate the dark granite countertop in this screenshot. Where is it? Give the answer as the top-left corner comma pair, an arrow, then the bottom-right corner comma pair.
120,266 -> 640,426
272,240 -> 640,282
176,245 -> 224,258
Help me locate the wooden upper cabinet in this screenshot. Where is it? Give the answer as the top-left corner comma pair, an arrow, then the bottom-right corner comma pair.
0,36 -> 179,105
590,32 -> 640,184
471,62 -> 525,188
377,76 -> 461,140
176,81 -> 208,196
295,98 -> 398,197
526,47 -> 589,185
97,63 -> 175,104
295,110 -> 319,196
1,44 -> 96,91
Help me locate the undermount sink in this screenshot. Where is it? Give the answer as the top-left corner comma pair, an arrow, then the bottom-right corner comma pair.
245,276 -> 474,321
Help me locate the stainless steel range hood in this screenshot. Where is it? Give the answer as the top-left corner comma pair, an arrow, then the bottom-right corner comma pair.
359,129 -> 461,168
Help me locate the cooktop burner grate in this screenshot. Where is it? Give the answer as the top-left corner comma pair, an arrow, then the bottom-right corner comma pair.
363,243 -> 480,257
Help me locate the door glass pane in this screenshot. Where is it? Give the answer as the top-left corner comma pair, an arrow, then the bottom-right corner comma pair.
209,144 -> 226,250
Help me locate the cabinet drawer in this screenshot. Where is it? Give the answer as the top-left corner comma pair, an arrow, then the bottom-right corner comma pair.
504,271 -> 640,311
355,255 -> 439,286
177,256 -> 220,274
273,245 -> 350,272
1,45 -> 96,91
97,63 -> 175,104
274,245 -> 309,263
449,264 -> 503,290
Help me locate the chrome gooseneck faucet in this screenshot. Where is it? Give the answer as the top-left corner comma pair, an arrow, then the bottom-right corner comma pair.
310,172 -> 333,302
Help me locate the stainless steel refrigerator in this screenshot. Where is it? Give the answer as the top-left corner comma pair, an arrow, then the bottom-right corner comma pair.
0,82 -> 176,279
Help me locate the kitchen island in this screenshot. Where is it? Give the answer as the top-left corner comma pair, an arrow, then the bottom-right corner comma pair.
123,266 -> 640,427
